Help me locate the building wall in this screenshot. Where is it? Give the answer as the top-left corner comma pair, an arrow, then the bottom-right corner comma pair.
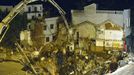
44,17 -> 59,42
20,30 -> 33,46
27,13 -> 43,19
105,30 -> 123,40
72,21 -> 96,49
25,4 -> 43,20
71,3 -> 126,27
25,4 -> 43,12
74,21 -> 96,40
95,20 -> 124,50
97,21 -> 123,40
97,29 -> 105,39
20,17 -> 59,45
97,29 -> 123,40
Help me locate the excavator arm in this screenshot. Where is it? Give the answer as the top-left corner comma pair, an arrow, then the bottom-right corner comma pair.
0,0 -> 69,42
0,0 -> 37,42
47,0 -> 69,31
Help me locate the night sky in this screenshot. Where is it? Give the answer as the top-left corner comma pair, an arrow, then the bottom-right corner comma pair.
0,0 -> 134,20
1,0 -> 134,22
0,0 -> 134,10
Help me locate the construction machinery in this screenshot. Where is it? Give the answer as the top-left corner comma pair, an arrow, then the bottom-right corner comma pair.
0,0 -> 71,47
0,0 -> 71,74
47,0 -> 69,31
0,0 -> 39,42
0,0 -> 127,75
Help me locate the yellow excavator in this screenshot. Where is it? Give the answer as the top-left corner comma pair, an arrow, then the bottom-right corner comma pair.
0,0 -> 69,74
0,0 -> 70,43
0,0 -> 39,42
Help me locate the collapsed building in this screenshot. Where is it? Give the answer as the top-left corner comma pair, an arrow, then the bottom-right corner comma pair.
0,0 -> 129,74
92,20 -> 124,52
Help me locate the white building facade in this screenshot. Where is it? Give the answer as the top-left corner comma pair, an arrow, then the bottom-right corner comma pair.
24,2 -> 43,20
44,17 -> 59,43
71,3 -> 130,27
20,17 -> 59,45
96,21 -> 124,50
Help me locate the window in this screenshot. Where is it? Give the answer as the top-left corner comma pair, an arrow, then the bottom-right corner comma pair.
76,32 -> 79,45
40,6 -> 42,11
50,24 -> 54,29
38,13 -> 41,17
52,35 -> 56,41
32,16 -> 35,19
76,32 -> 79,38
46,37 -> 49,42
28,7 -> 31,12
44,25 -> 47,30
34,7 -> 37,12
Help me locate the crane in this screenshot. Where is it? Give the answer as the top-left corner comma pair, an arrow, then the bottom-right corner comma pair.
0,0 -> 38,42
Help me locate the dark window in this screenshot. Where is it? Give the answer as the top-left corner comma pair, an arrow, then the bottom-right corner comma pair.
38,13 -> 41,17
40,6 -> 42,11
53,35 -> 56,41
44,25 -> 47,30
32,16 -> 35,19
34,7 -> 37,12
28,7 -> 31,12
50,24 -> 54,29
46,37 -> 49,42
76,32 -> 79,45
77,32 -> 79,38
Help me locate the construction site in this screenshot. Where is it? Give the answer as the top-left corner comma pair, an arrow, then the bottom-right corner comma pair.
0,0 -> 133,75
